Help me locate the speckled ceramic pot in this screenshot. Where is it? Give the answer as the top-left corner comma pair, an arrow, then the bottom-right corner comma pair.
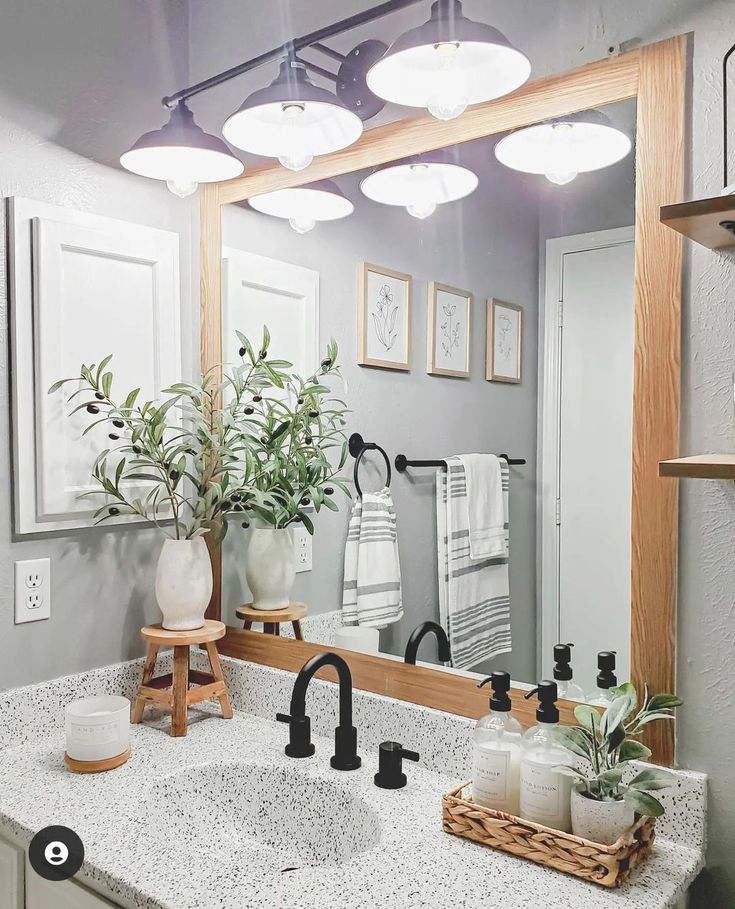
155,538 -> 212,631
246,527 -> 296,610
570,786 -> 635,845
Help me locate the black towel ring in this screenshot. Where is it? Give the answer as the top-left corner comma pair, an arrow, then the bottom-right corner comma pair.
349,433 -> 392,499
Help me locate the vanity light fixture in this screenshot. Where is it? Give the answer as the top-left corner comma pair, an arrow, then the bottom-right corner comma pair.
119,100 -> 244,197
360,153 -> 478,219
249,179 -> 354,234
494,110 -> 632,186
222,58 -> 363,172
366,0 -> 531,121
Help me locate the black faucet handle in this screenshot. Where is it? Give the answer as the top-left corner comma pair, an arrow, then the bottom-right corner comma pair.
276,712 -> 316,759
374,741 -> 420,789
331,724 -> 361,771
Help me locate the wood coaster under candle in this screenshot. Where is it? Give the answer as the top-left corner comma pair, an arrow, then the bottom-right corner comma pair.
64,749 -> 130,774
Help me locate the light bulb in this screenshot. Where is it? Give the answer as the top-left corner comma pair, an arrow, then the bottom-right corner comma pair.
544,123 -> 578,186
427,43 -> 468,122
278,103 -> 314,172
407,201 -> 437,219
289,216 -> 316,234
166,178 -> 198,198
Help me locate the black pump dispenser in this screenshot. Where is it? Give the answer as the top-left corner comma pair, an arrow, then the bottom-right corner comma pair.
478,671 -> 512,712
596,651 -> 617,689
553,643 -> 574,682
524,680 -> 560,723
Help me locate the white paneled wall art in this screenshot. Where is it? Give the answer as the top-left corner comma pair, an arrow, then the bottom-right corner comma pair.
9,197 -> 181,534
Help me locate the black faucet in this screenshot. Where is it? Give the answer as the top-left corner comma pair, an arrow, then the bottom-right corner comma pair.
404,621 -> 451,665
277,652 -> 362,771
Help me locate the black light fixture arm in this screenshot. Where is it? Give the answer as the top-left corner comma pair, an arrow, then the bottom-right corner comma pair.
161,0 -> 426,108
724,40 -> 735,188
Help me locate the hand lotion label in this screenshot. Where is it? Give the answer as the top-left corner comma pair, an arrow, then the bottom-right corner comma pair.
519,759 -> 571,828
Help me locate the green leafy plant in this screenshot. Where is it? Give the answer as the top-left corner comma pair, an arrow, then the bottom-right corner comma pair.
227,332 -> 350,534
553,684 -> 683,817
49,329 -> 349,540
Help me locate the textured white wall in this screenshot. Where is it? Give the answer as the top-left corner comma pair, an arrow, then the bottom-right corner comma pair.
0,1 -> 196,689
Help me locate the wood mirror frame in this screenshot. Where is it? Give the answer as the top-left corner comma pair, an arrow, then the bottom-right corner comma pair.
200,37 -> 686,765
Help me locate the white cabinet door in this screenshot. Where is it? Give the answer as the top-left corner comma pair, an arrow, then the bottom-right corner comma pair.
26,865 -> 120,908
0,837 -> 23,909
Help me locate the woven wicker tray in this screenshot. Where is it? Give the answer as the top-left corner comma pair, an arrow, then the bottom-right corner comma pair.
442,782 -> 656,888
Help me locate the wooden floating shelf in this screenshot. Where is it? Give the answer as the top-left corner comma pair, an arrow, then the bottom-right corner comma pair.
659,454 -> 735,479
660,195 -> 735,249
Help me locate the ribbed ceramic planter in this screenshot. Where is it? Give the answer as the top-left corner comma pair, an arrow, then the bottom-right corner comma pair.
155,538 -> 213,631
245,527 -> 296,611
570,786 -> 635,845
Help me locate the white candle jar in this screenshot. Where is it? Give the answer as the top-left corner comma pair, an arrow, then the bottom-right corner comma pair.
65,696 -> 131,762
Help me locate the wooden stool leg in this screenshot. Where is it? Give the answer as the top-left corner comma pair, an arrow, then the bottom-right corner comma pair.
242,620 -> 253,631
273,623 -> 280,636
263,623 -> 275,635
171,645 -> 190,737
132,643 -> 160,723
205,641 -> 233,720
292,620 -> 304,641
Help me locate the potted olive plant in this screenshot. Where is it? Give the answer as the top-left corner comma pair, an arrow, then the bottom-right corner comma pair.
228,333 -> 350,610
554,683 -> 682,844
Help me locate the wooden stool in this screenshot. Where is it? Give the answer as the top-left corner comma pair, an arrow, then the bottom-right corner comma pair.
236,603 -> 307,640
132,620 -> 233,737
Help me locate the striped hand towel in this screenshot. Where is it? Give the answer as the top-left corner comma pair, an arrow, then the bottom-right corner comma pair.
437,457 -> 511,670
342,488 -> 403,628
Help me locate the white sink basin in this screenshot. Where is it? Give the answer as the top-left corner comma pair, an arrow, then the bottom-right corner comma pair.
144,763 -> 382,871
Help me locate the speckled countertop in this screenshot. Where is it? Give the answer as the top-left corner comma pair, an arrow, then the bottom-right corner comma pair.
0,701 -> 703,909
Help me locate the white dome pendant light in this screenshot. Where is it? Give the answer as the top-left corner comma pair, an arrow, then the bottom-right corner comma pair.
494,110 -> 633,186
366,0 -> 530,122
249,179 -> 354,234
120,100 -> 244,197
360,152 -> 478,220
223,58 -> 363,171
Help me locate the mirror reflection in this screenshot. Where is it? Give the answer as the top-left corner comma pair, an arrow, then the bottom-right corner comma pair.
220,99 -> 636,702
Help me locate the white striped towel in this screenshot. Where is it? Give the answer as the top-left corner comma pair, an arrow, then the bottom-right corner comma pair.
437,457 -> 511,670
342,487 -> 403,628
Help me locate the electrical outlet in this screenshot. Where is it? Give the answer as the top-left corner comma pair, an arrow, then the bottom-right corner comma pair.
15,558 -> 50,623
292,525 -> 312,573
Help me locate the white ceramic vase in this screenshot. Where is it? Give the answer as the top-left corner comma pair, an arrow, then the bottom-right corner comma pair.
246,527 -> 296,611
570,786 -> 635,845
155,538 -> 213,631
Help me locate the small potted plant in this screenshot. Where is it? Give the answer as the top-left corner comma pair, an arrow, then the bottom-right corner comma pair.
229,333 -> 350,610
554,683 -> 682,845
49,329 -> 294,630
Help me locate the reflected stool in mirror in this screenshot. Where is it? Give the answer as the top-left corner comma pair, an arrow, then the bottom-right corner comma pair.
132,620 -> 233,737
236,602 -> 307,639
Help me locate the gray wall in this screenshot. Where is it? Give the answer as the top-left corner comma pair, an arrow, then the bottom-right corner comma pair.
221,143 -> 541,682
0,0 -> 195,690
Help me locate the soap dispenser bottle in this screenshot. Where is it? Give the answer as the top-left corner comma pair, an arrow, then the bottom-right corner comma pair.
553,643 -> 585,701
472,671 -> 522,814
587,651 -> 618,706
519,681 -> 572,832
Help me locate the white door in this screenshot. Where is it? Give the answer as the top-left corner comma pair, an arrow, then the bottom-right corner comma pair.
541,228 -> 635,692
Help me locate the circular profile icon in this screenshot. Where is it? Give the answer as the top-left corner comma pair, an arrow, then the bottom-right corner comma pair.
29,826 -> 84,881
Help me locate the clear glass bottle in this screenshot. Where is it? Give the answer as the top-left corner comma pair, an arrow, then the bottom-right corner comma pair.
587,651 -> 618,707
519,681 -> 572,832
553,642 -> 586,701
472,672 -> 522,814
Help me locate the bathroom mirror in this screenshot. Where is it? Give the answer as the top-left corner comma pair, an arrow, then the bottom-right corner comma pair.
201,38 -> 685,763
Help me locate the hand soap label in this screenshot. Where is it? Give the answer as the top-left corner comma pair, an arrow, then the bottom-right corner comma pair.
520,760 -> 569,823
473,743 -> 509,801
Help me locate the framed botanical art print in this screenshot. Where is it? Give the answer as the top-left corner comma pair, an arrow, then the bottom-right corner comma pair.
487,298 -> 523,384
358,262 -> 412,370
427,282 -> 472,378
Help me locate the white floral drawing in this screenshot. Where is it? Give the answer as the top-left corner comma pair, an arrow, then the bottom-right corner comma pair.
372,283 -> 399,351
440,301 -> 461,358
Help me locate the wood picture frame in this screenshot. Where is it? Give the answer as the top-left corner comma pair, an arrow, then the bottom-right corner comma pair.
487,299 -> 523,384
199,37 -> 686,765
357,261 -> 412,370
426,282 -> 472,378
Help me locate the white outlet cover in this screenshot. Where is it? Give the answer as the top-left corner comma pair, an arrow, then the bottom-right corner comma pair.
14,558 -> 50,623
293,525 -> 312,573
